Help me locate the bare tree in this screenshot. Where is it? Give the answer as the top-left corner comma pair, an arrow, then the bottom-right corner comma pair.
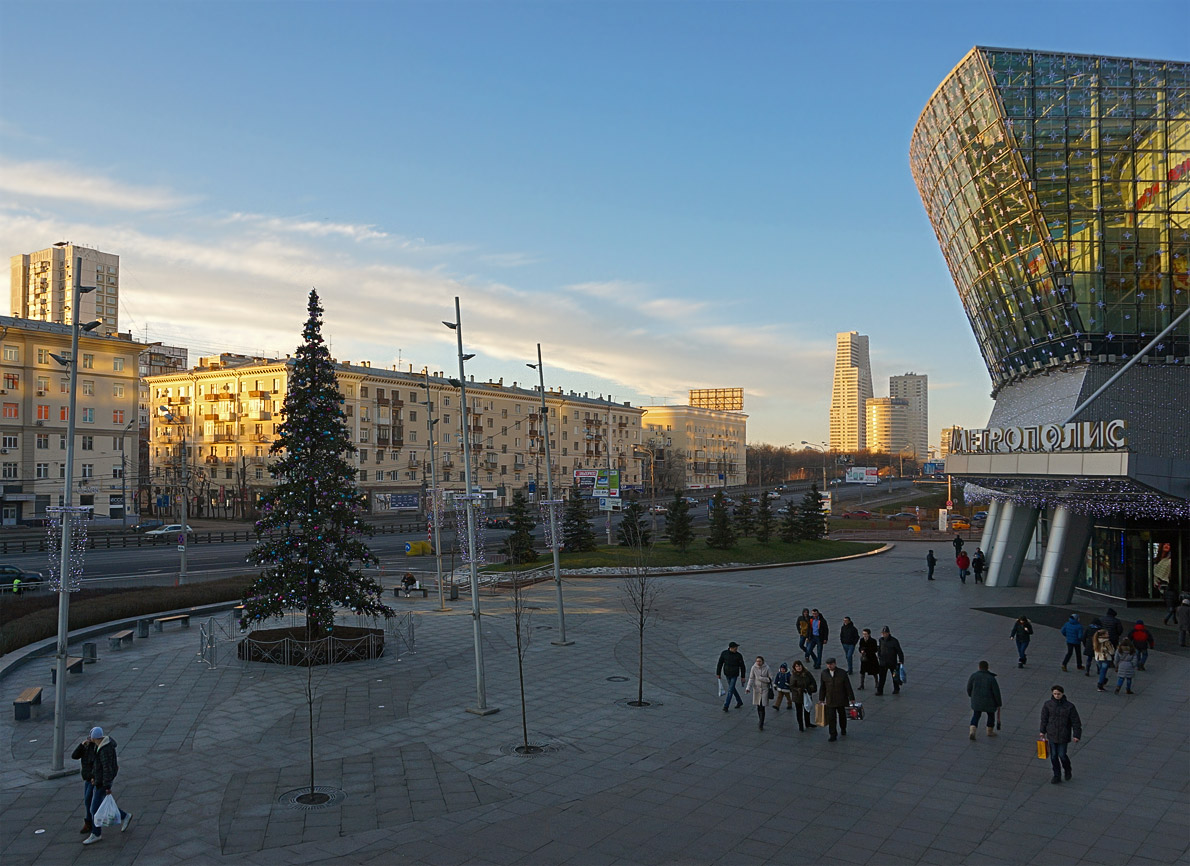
620,572 -> 663,706
508,570 -> 538,752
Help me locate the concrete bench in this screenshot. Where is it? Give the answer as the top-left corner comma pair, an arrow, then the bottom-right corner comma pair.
153,614 -> 191,632
394,582 -> 428,599
50,656 -> 84,685
14,686 -> 43,721
108,629 -> 135,650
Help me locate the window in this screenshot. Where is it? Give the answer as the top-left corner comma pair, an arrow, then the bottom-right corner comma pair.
443,397 -> 450,407
60,379 -> 70,394
59,434 -> 67,449
37,348 -> 50,364
81,464 -> 94,478
360,386 -> 368,398
359,470 -> 368,481
409,430 -> 417,442
346,385 -> 355,398
113,410 -> 125,424
36,377 -> 48,395
82,380 -> 95,396
113,357 -> 124,371
113,383 -> 124,398
1,434 -> 16,449
60,407 -> 70,422
360,449 -> 368,462
2,403 -> 17,419
81,436 -> 94,451
1,463 -> 16,479
2,345 -> 18,362
360,428 -> 369,443
113,437 -> 122,450
255,467 -> 263,480
3,373 -> 18,390
35,463 -> 49,479
81,408 -> 94,423
37,405 -> 49,421
225,468 -> 232,480
82,353 -> 94,369
112,465 -> 124,479
444,413 -> 451,425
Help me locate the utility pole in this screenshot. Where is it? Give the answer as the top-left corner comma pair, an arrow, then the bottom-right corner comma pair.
528,345 -> 570,645
422,372 -> 447,611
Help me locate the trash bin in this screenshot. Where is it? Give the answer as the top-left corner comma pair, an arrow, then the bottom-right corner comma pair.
136,619 -> 151,639
82,642 -> 98,664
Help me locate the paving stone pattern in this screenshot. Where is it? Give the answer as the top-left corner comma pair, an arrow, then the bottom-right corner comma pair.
2,540 -> 1188,865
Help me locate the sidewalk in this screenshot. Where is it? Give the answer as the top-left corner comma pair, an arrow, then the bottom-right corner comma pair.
2,540 -> 1187,865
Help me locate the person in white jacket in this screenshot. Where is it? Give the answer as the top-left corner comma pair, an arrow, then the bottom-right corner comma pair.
743,656 -> 773,731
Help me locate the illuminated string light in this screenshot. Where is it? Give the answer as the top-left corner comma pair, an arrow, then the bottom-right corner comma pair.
46,507 -> 89,592
454,493 -> 487,564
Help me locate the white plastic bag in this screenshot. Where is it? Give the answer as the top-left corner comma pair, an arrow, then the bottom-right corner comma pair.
717,680 -> 725,697
803,692 -> 814,713
94,793 -> 121,828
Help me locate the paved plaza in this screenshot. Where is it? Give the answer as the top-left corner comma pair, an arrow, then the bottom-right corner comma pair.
2,540 -> 1188,866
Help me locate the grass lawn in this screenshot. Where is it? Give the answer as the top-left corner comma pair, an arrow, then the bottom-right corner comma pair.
489,537 -> 882,571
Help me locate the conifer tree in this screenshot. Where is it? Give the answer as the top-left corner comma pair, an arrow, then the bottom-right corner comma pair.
755,492 -> 774,542
706,491 -> 737,550
665,491 -> 694,552
617,500 -> 651,548
562,486 -> 597,552
245,290 -> 392,633
505,488 -> 539,564
779,499 -> 799,544
735,497 -> 755,538
796,484 -> 827,541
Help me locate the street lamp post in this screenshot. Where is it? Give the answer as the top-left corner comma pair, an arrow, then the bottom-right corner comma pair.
158,408 -> 189,584
420,373 -> 448,612
443,298 -> 496,715
118,419 -> 135,527
799,441 -> 828,487
527,344 -> 571,645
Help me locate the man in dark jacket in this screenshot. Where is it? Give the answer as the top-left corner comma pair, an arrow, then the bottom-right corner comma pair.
1101,609 -> 1123,647
952,534 -> 964,557
875,627 -> 905,696
1039,685 -> 1081,784
926,550 -> 937,580
966,661 -> 1002,739
807,609 -> 829,669
796,609 -> 812,660
716,642 -> 746,711
71,733 -> 97,836
971,548 -> 986,583
1081,619 -> 1102,678
818,658 -> 855,742
839,617 -> 859,674
83,727 -> 131,844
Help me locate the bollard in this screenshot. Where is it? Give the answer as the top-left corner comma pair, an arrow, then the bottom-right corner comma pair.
82,642 -> 98,664
449,582 -> 459,601
136,619 -> 151,639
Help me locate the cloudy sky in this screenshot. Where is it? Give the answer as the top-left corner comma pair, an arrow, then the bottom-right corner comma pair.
1,1 -> 1184,446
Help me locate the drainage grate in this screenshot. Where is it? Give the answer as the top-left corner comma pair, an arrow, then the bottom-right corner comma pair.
499,742 -> 559,757
278,787 -> 347,811
606,675 -> 629,682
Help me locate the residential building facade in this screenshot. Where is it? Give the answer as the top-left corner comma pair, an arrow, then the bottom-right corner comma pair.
639,404 -> 747,491
864,397 -> 911,454
10,242 -> 121,336
829,331 -> 873,452
889,372 -> 928,461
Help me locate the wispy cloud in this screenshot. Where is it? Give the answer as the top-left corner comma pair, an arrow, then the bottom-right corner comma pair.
478,251 -> 543,268
0,158 -> 192,211
224,212 -> 390,242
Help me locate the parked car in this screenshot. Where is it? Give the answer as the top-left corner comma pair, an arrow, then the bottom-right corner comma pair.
973,511 -> 988,522
683,497 -> 699,505
145,524 -> 194,536
887,512 -> 918,521
0,564 -> 44,592
485,517 -> 513,530
950,518 -> 972,530
841,510 -> 872,519
131,519 -> 165,533
648,504 -> 668,514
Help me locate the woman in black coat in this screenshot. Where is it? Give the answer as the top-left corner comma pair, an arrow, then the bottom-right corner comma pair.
857,628 -> 880,690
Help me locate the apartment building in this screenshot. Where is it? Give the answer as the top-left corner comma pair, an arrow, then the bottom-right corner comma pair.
0,317 -> 143,525
829,331 -> 873,452
864,397 -> 911,454
145,357 -> 644,517
639,404 -> 747,491
889,372 -> 928,460
10,242 -> 121,336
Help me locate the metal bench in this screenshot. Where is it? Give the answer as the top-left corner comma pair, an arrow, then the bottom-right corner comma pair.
108,629 -> 135,650
50,656 -> 84,685
14,686 -> 43,721
153,614 -> 191,632
394,583 -> 428,599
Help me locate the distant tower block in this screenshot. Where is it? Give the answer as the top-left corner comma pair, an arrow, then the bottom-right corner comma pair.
689,388 -> 744,411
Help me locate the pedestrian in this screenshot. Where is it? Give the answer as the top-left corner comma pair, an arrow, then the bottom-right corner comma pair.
1060,614 -> 1084,671
1161,581 -> 1178,625
952,533 -> 964,558
716,641 -> 747,712
818,657 -> 855,742
743,655 -> 773,730
857,628 -> 880,690
1113,638 -> 1138,694
971,548 -> 986,583
1080,619 -> 1102,678
772,663 -> 793,712
1128,620 -> 1154,671
1039,685 -> 1081,784
1177,598 -> 1190,647
401,572 -> 417,597
789,660 -> 817,731
839,616 -> 859,674
1091,629 -> 1115,692
796,609 -> 812,661
875,626 -> 904,696
926,549 -> 937,580
83,726 -> 131,844
808,609 -> 829,669
1101,608 -> 1123,647
1010,615 -> 1034,668
11,576 -> 21,596
956,549 -> 971,583
966,660 -> 1002,740
70,731 -> 97,837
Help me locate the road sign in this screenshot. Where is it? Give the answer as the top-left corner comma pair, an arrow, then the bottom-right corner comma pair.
598,497 -> 622,511
946,500 -> 953,508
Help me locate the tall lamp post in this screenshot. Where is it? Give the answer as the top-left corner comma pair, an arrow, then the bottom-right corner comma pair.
420,373 -> 448,612
118,419 -> 135,527
158,407 -> 189,584
443,298 -> 497,715
799,441 -> 828,487
527,344 -> 571,646
46,259 -> 100,774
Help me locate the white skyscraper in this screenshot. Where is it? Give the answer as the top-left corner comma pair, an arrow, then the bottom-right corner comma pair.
10,241 -> 120,335
829,331 -> 873,452
889,372 -> 928,462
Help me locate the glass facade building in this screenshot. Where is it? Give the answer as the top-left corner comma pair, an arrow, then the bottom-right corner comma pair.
911,48 -> 1189,393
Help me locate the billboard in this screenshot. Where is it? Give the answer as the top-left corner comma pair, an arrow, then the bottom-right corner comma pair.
375,492 -> 421,511
689,388 -> 744,411
922,460 -> 946,476
593,468 -> 620,498
845,467 -> 879,485
573,469 -> 599,495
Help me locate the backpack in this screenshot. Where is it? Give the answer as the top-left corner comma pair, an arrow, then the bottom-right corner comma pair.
1132,627 -> 1151,648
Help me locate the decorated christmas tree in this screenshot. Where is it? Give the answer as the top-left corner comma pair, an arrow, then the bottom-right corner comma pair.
244,290 -> 393,633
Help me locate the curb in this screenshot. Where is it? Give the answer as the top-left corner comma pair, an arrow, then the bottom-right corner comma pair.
558,543 -> 895,578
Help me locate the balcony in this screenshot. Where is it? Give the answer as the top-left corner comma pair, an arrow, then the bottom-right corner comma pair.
170,397 -> 191,405
204,456 -> 220,465
203,393 -> 220,402
246,410 -> 272,421
376,396 -> 390,407
513,460 -> 526,470
212,433 -> 235,443
248,390 -> 271,398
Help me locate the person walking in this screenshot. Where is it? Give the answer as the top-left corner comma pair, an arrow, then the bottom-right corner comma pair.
952,533 -> 964,558
839,616 -> 859,674
926,550 -> 937,580
1081,619 -> 1102,678
789,660 -> 817,731
1091,629 -> 1115,692
1128,620 -> 1154,671
796,609 -> 812,661
971,548 -> 986,583
743,655 -> 774,730
715,641 -> 746,712
1113,638 -> 1138,694
818,657 -> 855,742
70,732 -> 97,837
11,575 -> 22,596
83,727 -> 131,844
1009,615 -> 1034,668
875,627 -> 904,696
807,609 -> 829,669
1101,608 -> 1124,647
1177,598 -> 1190,647
857,628 -> 880,690
966,660 -> 1002,740
1039,685 -> 1082,784
1161,582 -> 1178,625
772,663 -> 793,712
1060,614 -> 1084,671
956,550 -> 971,583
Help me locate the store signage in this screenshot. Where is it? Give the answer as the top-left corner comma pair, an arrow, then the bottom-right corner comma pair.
951,420 -> 1127,454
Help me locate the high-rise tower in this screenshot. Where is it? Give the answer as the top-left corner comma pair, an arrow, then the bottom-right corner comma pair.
890,373 -> 928,461
829,331 -> 873,452
9,242 -> 120,336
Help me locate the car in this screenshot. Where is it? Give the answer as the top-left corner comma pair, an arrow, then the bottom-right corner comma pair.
485,517 -> 513,530
683,497 -> 699,505
887,512 -> 918,521
841,510 -> 872,519
950,518 -> 972,530
131,519 -> 165,533
767,491 -> 782,499
973,511 -> 988,522
145,524 -> 194,536
0,564 -> 44,592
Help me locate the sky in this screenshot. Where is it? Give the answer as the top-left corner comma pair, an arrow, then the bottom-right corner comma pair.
1,0 -> 1186,448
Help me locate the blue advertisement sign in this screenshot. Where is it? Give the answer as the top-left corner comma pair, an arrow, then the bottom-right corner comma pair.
376,492 -> 420,511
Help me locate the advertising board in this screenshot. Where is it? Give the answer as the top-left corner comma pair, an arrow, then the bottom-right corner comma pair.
845,467 -> 879,485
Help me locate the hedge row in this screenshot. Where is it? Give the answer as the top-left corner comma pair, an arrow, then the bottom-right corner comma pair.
0,576 -> 254,657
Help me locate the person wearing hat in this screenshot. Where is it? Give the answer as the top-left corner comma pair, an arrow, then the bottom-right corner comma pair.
818,657 -> 855,742
1128,620 -> 1154,671
1039,685 -> 1081,784
70,730 -> 98,836
715,642 -> 746,712
772,663 -> 793,712
83,726 -> 131,844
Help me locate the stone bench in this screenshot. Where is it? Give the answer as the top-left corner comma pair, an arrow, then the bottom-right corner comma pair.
50,656 -> 84,685
153,614 -> 191,632
14,686 -> 42,721
108,629 -> 135,650
394,582 -> 428,599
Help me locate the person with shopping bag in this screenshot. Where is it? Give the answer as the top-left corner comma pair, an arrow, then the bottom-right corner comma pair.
1039,685 -> 1081,784
83,727 -> 131,844
70,732 -> 97,837
818,657 -> 855,742
743,656 -> 774,731
788,660 -> 816,732
875,627 -> 905,696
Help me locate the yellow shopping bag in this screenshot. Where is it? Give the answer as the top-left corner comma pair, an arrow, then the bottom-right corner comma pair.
1036,737 -> 1049,760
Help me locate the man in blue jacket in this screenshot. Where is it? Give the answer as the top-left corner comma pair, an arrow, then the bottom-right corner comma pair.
1060,614 -> 1084,671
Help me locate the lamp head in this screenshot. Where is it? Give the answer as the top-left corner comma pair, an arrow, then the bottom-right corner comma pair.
447,378 -> 462,389
441,321 -> 457,330
461,353 -> 475,361
81,320 -> 102,332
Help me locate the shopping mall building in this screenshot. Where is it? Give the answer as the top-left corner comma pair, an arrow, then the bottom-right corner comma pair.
911,47 -> 1189,606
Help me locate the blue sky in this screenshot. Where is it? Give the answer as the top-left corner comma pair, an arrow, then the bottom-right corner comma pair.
1,1 -> 1185,448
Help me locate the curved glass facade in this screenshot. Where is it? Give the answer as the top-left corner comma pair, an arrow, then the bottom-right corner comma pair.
911,48 -> 1190,392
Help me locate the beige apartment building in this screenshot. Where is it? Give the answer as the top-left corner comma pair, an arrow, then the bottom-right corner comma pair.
10,242 -> 121,336
145,356 -> 645,518
639,404 -> 747,492
889,372 -> 928,461
0,317 -> 143,525
864,397 -> 911,454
